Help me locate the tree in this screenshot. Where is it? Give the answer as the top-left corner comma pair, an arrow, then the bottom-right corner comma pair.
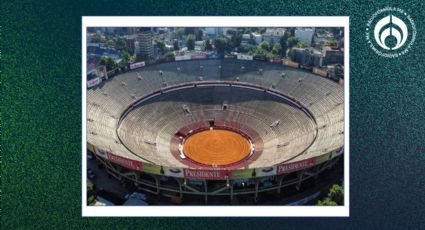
296,41 -> 309,48
100,56 -> 117,71
243,28 -> 252,35
185,27 -> 195,35
164,51 -> 175,58
287,36 -> 299,48
230,33 -> 242,49
328,184 -> 344,205
196,30 -> 203,41
115,37 -> 127,51
87,180 -> 96,205
119,51 -> 131,66
317,184 -> 344,206
250,47 -> 269,58
259,41 -> 270,51
280,32 -> 290,57
326,39 -> 338,46
271,43 -> 282,55
173,40 -> 180,51
214,36 -> 231,55
238,44 -> 256,54
186,34 -> 195,51
226,28 -> 237,36
175,28 -> 185,38
317,198 -> 338,206
105,39 -> 115,48
91,33 -> 105,43
155,38 -> 166,54
205,39 -> 213,51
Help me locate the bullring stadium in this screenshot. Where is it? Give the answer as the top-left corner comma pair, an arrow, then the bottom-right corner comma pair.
87,57 -> 344,204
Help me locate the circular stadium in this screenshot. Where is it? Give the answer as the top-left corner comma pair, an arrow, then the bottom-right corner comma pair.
87,58 -> 344,204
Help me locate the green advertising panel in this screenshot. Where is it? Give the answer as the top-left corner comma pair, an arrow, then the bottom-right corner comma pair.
231,168 -> 254,179
142,163 -> 162,175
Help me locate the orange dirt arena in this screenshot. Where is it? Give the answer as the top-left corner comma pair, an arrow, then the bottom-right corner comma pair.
183,129 -> 251,166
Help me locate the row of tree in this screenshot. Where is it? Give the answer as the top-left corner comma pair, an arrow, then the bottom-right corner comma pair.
316,184 -> 344,206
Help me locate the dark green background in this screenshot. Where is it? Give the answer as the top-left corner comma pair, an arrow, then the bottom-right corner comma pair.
2,0 -> 424,229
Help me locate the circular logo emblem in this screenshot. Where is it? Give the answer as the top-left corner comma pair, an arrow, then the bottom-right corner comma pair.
366,7 -> 416,58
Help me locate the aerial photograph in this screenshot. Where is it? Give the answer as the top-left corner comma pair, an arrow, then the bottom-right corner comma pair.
85,26 -> 345,206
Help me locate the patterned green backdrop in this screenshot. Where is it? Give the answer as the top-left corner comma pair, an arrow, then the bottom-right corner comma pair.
2,0 -> 424,229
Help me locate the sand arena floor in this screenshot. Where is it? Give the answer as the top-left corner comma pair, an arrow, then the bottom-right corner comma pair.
183,129 -> 251,166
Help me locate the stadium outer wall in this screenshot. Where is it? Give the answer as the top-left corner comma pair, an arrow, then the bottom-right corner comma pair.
88,142 -> 343,203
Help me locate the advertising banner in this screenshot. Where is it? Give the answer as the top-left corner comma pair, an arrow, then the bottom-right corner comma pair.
87,77 -> 101,88
256,166 -> 277,177
142,163 -> 162,175
313,67 -> 328,77
253,56 -> 267,61
174,55 -> 191,61
130,61 -> 146,70
231,168 -> 254,179
282,60 -> 300,68
184,169 -> 230,180
224,55 -> 237,59
276,158 -> 316,175
237,54 -> 253,60
269,59 -> 282,64
107,152 -> 143,171
164,166 -> 184,178
190,54 -> 207,60
207,53 -> 220,59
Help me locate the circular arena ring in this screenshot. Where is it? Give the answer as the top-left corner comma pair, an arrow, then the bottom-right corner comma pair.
87,59 -> 344,202
183,129 -> 251,166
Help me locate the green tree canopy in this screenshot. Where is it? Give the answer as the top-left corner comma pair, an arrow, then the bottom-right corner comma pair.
214,36 -> 231,55
326,39 -> 338,46
287,36 -> 299,48
176,28 -> 185,38
280,32 -> 290,57
164,51 -> 175,58
317,198 -> 338,206
296,41 -> 309,48
231,33 -> 242,49
186,34 -> 195,51
196,30 -> 203,41
173,40 -> 180,51
259,41 -> 270,51
317,184 -> 344,206
155,38 -> 166,54
205,39 -> 213,51
271,43 -> 282,55
100,56 -> 117,71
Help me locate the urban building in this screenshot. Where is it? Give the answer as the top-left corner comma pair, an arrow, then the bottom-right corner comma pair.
134,30 -> 154,60
295,28 -> 315,46
291,47 -> 323,67
323,46 -> 344,65
261,28 -> 286,45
